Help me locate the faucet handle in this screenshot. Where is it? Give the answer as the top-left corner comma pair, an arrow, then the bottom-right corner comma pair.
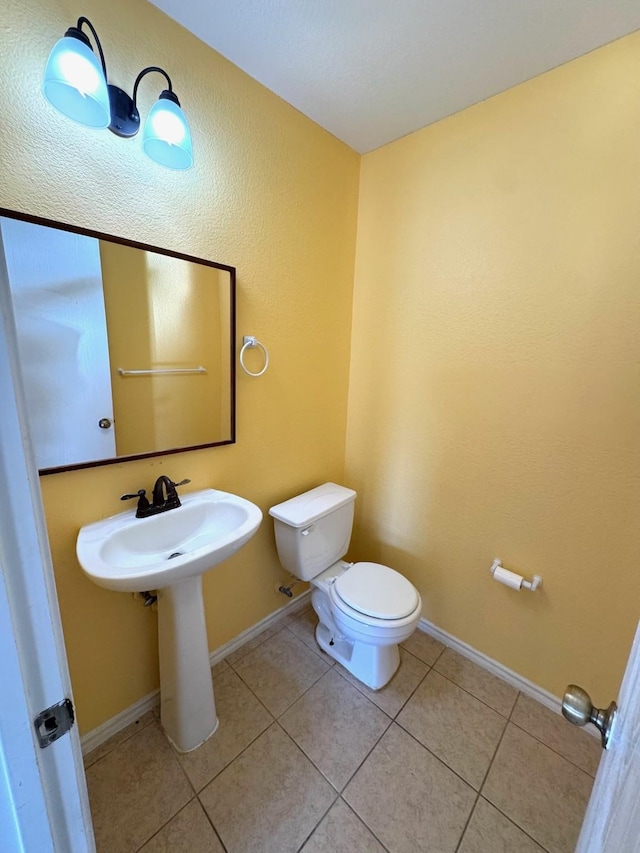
120,489 -> 150,511
171,479 -> 191,488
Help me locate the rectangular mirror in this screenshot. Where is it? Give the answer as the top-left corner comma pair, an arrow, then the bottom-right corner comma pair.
0,209 -> 236,474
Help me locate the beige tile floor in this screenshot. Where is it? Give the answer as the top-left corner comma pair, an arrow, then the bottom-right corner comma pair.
84,604 -> 601,852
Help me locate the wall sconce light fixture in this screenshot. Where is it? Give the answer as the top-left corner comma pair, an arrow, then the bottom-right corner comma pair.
42,17 -> 193,170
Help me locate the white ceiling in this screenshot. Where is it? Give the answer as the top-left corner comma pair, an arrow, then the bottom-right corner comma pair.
149,0 -> 640,153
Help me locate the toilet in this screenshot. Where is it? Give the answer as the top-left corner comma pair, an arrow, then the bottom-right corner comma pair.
269,482 -> 422,690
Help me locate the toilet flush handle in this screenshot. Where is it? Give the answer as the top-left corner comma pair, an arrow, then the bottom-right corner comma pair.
301,525 -> 314,536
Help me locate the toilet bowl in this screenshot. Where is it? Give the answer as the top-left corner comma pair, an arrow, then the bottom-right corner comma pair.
269,484 -> 422,690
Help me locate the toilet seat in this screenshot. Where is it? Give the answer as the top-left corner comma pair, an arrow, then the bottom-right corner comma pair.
333,562 -> 419,621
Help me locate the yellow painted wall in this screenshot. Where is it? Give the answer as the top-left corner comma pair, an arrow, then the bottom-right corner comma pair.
100,243 -> 227,454
1,0 -> 359,732
346,33 -> 640,704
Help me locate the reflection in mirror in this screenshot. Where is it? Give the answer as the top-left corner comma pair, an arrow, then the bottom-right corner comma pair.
0,211 -> 235,473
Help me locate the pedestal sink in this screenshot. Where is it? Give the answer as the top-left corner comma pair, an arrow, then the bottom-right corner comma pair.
76,488 -> 262,752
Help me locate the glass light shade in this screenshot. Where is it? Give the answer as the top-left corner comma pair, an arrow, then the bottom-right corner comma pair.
43,35 -> 110,129
142,97 -> 193,170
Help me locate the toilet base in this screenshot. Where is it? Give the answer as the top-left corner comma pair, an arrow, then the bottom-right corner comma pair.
315,622 -> 400,690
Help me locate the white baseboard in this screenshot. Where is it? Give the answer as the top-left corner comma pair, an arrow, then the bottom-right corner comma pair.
80,590 -> 311,755
417,616 -> 564,717
80,689 -> 160,756
83,594 -> 579,755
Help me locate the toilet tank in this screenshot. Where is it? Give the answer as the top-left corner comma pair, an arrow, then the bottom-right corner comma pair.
269,483 -> 356,581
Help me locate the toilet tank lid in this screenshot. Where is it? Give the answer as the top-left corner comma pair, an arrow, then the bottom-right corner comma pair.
269,482 -> 356,528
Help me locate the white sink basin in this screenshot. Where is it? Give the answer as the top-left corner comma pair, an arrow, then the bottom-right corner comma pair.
76,487 -> 263,753
76,488 -> 263,593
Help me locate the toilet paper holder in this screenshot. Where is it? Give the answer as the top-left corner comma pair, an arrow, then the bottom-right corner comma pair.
490,559 -> 542,592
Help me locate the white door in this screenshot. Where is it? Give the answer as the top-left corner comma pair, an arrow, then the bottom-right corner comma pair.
575,618 -> 640,852
0,216 -> 115,469
0,225 -> 94,851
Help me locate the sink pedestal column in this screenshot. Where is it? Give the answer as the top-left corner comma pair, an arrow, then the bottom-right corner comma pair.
158,575 -> 218,752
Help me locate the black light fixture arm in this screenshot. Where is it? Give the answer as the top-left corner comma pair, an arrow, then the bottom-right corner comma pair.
69,16 -> 107,79
109,66 -> 181,138
132,67 -> 180,108
44,15 -> 193,168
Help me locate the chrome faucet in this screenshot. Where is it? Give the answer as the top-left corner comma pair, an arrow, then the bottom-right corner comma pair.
121,477 -> 191,518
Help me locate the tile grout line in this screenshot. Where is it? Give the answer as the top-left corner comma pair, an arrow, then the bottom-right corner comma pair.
148,665 -> 278,816
131,796 -> 201,853
507,716 -> 600,779
447,697 -> 517,853
171,741 -> 199,798
83,713 -> 157,770
431,663 -> 519,720
189,716 -> 325,851
196,719 -> 278,796
336,797 -> 393,853
230,637 -> 333,718
285,616 -> 340,663
212,662 -> 278,726
404,639 -> 447,671
293,798 -> 336,853
390,719 -> 482,793
222,620 -> 289,666
192,716 -> 277,794
474,690 -> 554,852
277,658 -> 331,716
453,791 -> 481,853
188,673 -> 277,794
390,642 -> 447,717
91,717 -> 200,852
507,689 -> 599,777
339,708 -> 543,853
203,638 -> 341,795
240,633 -> 442,800
283,625 -> 340,666
334,712 -> 393,795
399,638 -> 596,845
448,667 -> 521,852
273,720 -> 339,851
213,628 -> 340,790
198,796 -> 229,853
271,645 -> 431,798
475,688 -> 517,793
224,623 -> 426,847
234,613 -> 440,720
330,646 -> 434,718
267,644 -> 424,794
481,796 -> 553,853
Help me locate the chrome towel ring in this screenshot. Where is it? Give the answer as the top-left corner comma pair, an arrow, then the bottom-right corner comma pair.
240,335 -> 269,377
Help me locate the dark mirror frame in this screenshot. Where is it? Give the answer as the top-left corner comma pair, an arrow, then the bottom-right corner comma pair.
0,207 -> 236,475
